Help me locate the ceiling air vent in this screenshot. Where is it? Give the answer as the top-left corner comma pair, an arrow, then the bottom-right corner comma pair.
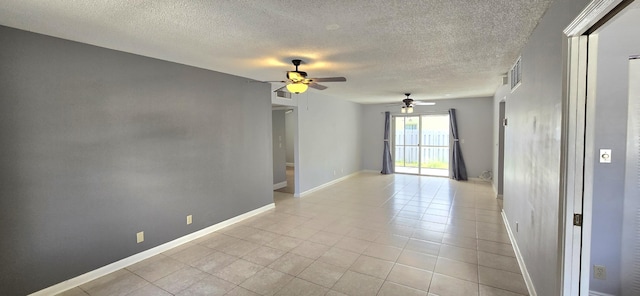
510,56 -> 522,91
276,90 -> 292,99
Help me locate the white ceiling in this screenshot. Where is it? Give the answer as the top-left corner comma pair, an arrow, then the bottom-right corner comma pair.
0,0 -> 553,104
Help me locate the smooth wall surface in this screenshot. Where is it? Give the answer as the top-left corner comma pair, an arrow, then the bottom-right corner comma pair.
0,26 -> 273,295
362,97 -> 494,179
296,92 -> 363,194
496,1 -> 589,295
588,7 -> 640,294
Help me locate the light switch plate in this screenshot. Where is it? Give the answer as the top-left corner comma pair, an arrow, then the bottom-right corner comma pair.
599,149 -> 612,163
136,231 -> 144,243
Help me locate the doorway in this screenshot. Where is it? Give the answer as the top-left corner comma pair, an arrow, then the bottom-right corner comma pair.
393,114 -> 450,176
562,1 -> 640,295
271,107 -> 297,202
276,109 -> 296,195
497,101 -> 506,198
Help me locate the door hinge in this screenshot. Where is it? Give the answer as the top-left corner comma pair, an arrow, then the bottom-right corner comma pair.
573,214 -> 583,226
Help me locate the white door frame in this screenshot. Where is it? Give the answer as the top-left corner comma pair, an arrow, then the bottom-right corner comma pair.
560,1 -> 625,295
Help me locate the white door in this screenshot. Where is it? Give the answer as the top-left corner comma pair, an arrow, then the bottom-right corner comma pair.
621,56 -> 640,296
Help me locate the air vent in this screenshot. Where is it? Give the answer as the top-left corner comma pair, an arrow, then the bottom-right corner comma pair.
276,90 -> 291,99
510,56 -> 522,91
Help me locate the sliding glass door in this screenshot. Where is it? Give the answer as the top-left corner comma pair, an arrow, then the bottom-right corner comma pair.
394,114 -> 450,176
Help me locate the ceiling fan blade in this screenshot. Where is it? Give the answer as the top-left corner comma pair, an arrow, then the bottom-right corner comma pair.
273,85 -> 287,92
308,77 -> 346,82
308,82 -> 328,90
414,101 -> 436,106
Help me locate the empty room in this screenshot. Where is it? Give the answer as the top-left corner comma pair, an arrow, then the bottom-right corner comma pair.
1,1 -> 639,296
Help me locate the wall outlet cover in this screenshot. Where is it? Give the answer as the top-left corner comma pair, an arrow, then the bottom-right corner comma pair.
136,231 -> 144,243
593,265 -> 606,280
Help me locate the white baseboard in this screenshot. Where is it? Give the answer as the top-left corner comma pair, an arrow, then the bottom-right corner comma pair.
286,162 -> 295,167
297,171 -> 361,197
469,177 -> 492,183
29,203 -> 275,296
502,210 -> 537,296
273,181 -> 287,190
589,291 -> 615,296
497,194 -> 504,200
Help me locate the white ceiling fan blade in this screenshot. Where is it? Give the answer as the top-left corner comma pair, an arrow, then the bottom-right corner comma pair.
414,101 -> 436,106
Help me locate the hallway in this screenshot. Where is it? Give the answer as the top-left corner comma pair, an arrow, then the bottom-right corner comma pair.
59,173 -> 527,296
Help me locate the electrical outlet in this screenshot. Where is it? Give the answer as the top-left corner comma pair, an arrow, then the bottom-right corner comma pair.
187,215 -> 193,225
599,149 -> 612,163
594,265 -> 606,280
136,231 -> 144,243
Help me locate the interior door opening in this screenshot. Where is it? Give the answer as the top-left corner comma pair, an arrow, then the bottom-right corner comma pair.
393,114 -> 450,177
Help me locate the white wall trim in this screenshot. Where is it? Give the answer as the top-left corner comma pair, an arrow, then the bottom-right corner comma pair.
273,181 -> 287,190
492,181 -> 498,196
564,0 -> 622,36
589,291 -> 615,296
29,203 -> 275,296
298,171 -> 362,197
469,177 -> 491,183
502,210 -> 538,296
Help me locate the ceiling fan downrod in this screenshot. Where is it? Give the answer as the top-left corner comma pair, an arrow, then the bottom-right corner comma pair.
292,59 -> 302,71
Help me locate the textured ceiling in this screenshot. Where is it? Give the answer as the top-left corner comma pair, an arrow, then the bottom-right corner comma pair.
0,0 -> 553,104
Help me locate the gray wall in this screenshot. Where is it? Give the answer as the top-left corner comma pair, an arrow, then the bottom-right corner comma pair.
362,97 -> 494,178
0,26 -> 273,295
272,110 -> 287,185
296,92 -> 363,194
587,7 -> 640,294
495,1 -> 589,295
285,110 -> 296,165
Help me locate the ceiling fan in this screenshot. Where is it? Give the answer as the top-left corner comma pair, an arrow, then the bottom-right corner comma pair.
271,59 -> 346,94
400,93 -> 435,113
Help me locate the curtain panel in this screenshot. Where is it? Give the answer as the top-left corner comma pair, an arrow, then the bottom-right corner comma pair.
449,109 -> 468,180
381,111 -> 393,174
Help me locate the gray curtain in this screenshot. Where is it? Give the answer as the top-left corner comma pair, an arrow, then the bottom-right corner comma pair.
449,109 -> 468,180
381,111 -> 393,174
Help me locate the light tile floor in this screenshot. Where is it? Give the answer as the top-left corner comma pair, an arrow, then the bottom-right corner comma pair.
58,173 -> 528,296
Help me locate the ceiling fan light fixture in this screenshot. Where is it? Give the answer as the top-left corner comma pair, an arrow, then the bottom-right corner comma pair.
407,106 -> 414,113
287,71 -> 305,81
401,106 -> 406,113
286,82 -> 308,94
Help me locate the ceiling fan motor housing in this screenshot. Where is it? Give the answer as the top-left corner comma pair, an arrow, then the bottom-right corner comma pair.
402,98 -> 414,107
